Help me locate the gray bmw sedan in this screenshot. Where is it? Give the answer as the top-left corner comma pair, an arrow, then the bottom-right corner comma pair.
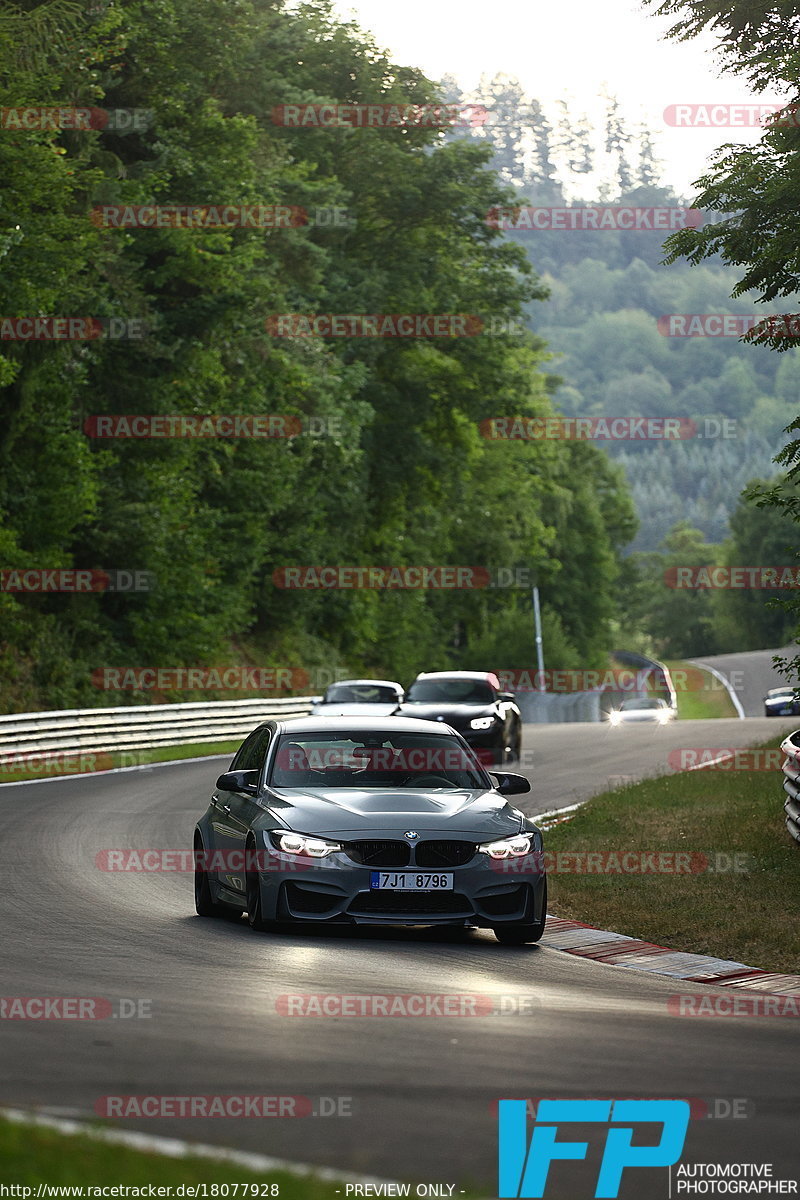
194,716 -> 546,944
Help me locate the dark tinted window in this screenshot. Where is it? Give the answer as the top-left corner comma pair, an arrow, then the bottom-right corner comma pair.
406,678 -> 494,704
232,727 -> 272,772
324,683 -> 400,704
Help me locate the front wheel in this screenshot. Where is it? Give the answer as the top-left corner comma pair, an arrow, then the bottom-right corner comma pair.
194,839 -> 222,917
493,880 -> 547,945
246,850 -> 270,932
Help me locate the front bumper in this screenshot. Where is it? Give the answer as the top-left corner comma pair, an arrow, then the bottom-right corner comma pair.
458,725 -> 505,762
251,842 -> 545,927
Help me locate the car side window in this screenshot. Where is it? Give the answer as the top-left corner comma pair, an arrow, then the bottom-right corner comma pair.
232,727 -> 272,773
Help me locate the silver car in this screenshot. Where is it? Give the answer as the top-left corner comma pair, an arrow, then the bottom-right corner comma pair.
607,697 -> 675,726
310,678 -> 403,718
194,716 -> 546,944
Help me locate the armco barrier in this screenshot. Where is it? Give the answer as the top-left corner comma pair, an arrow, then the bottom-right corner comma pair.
781,730 -> 800,844
0,697 -> 318,761
514,689 -> 602,723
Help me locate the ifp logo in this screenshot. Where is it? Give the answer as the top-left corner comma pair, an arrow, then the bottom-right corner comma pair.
498,1099 -> 690,1197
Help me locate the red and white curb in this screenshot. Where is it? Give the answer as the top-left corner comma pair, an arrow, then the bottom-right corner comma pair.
543,916 -> 800,995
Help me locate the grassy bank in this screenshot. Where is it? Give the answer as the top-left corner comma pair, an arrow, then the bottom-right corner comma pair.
0,1115 -> 349,1195
546,735 -> 800,973
0,742 -> 241,785
665,660 -> 737,720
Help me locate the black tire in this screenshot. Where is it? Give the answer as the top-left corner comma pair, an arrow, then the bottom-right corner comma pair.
194,838 -> 222,917
511,725 -> 522,763
493,880 -> 547,945
246,843 -> 270,932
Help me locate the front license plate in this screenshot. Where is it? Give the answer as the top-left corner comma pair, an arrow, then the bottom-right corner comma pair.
370,871 -> 454,891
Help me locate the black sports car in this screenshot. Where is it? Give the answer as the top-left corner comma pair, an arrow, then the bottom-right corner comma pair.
397,671 -> 523,764
194,716 -> 546,944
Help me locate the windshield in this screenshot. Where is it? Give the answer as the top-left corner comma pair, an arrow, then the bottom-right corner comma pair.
322,683 -> 399,704
620,697 -> 665,710
405,678 -> 495,704
268,731 -> 489,789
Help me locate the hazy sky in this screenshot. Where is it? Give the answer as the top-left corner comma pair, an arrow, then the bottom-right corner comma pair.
329,0 -> 779,195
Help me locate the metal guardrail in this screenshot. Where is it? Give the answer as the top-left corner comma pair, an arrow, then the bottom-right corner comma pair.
0,697 -> 319,760
514,689 -> 602,724
781,731 -> 800,844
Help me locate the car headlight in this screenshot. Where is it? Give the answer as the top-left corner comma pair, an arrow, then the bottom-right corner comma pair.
270,832 -> 342,858
470,716 -> 496,730
657,709 -> 672,723
608,710 -> 621,725
478,833 -> 534,859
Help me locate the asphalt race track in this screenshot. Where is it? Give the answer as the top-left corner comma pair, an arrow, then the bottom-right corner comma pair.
689,645 -> 797,718
2,716 -> 799,1198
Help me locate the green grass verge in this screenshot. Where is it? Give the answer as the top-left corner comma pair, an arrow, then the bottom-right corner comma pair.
0,742 -> 240,784
0,1116 -> 350,1195
546,735 -> 800,973
665,660 -> 737,720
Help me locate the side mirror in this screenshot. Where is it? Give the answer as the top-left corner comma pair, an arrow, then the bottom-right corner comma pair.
216,770 -> 259,795
491,771 -> 530,795
498,691 -> 516,702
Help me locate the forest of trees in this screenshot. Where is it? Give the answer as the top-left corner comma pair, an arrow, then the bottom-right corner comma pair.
443,74 -> 800,553
2,1 -> 797,713
0,0 -> 639,713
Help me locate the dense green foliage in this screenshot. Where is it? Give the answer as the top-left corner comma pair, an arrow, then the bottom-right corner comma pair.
640,0 -> 800,673
0,0 -> 638,712
443,74 -> 799,553
617,488 -> 799,658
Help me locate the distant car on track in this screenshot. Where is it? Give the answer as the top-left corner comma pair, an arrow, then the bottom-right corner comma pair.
607,697 -> 675,726
194,716 -> 546,944
397,671 -> 522,765
764,686 -> 800,717
311,678 -> 403,718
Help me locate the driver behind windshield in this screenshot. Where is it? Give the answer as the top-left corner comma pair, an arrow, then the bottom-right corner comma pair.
268,732 -> 487,789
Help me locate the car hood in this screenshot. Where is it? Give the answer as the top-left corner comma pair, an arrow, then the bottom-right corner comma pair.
396,703 -> 495,727
260,786 -> 522,836
310,702 -> 400,717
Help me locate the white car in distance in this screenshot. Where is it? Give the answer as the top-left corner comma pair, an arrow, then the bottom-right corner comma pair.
607,697 -> 675,726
